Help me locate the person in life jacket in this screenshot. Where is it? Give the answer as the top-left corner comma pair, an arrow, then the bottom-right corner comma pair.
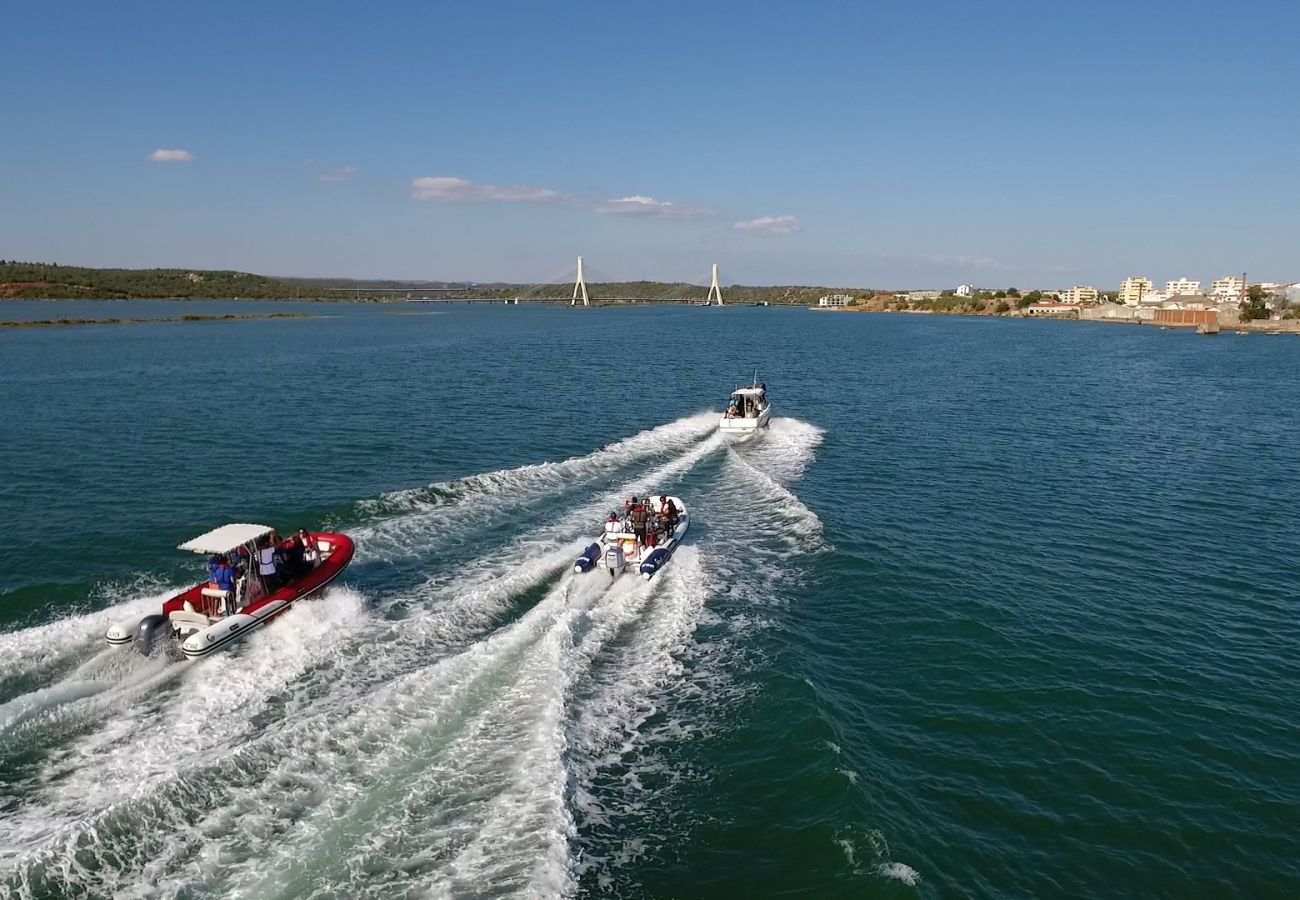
258,536 -> 282,591
207,554 -> 237,615
629,497 -> 649,547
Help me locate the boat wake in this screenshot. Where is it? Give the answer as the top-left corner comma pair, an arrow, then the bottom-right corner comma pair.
0,414 -> 825,898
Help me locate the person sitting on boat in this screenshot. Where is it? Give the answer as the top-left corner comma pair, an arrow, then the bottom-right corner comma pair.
658,496 -> 678,531
605,513 -> 622,537
258,537 -> 282,591
232,544 -> 249,575
296,528 -> 319,570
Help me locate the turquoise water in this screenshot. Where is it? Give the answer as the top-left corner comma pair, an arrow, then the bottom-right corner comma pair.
0,304 -> 1297,898
0,299 -> 336,321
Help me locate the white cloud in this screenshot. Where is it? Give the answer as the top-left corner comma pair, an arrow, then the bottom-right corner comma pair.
148,148 -> 194,162
319,164 -> 357,183
410,176 -> 563,204
734,214 -> 802,235
596,195 -> 714,219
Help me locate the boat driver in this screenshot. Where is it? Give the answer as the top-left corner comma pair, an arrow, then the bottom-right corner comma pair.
208,555 -> 236,615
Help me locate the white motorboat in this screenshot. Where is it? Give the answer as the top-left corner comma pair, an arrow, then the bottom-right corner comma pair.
574,495 -> 689,580
719,379 -> 772,431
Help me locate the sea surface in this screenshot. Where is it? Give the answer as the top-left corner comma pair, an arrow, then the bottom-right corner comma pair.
0,302 -> 1296,899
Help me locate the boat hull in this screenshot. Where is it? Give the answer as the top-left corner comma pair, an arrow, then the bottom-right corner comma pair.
719,406 -> 772,431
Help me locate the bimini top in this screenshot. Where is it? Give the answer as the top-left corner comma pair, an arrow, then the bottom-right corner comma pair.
730,386 -> 766,397
177,523 -> 273,555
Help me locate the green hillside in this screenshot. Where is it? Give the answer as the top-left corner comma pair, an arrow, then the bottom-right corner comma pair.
0,262 -> 327,300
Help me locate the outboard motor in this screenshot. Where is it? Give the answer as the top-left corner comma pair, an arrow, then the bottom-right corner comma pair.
604,544 -> 626,577
574,543 -> 601,573
134,614 -> 171,655
639,547 -> 669,579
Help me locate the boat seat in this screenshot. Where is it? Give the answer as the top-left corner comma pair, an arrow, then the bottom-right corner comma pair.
169,609 -> 214,631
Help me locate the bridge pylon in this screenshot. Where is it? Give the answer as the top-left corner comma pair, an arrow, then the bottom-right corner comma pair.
707,263 -> 724,306
571,255 -> 589,307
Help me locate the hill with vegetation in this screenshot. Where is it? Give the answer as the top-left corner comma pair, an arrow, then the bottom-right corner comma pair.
0,262 -> 338,300
0,262 -> 885,305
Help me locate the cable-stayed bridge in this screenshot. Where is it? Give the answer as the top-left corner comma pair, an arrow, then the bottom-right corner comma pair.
390,257 -> 733,305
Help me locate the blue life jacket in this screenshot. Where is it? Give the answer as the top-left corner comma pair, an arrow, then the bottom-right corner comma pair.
212,564 -> 235,591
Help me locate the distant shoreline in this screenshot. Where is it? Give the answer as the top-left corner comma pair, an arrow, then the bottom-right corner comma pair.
0,312 -> 317,330
809,305 -> 1300,334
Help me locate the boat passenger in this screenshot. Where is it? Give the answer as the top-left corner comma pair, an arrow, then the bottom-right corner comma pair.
209,555 -> 237,615
629,499 -> 648,545
658,496 -> 677,531
258,537 -> 282,591
282,533 -> 308,579
207,554 -> 222,584
296,528 -> 319,569
605,513 -> 622,537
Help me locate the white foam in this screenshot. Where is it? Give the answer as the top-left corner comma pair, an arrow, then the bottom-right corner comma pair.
355,412 -> 717,562
0,587 -> 368,864
734,417 -> 825,484
0,583 -> 178,686
879,861 -> 922,887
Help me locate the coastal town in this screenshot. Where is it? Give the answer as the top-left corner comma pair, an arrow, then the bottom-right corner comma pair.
816,274 -> 1300,332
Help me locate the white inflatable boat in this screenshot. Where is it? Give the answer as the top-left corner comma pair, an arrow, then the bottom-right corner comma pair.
574,495 -> 689,580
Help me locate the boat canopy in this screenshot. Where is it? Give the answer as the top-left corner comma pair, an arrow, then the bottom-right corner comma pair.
730,386 -> 765,397
177,523 -> 273,555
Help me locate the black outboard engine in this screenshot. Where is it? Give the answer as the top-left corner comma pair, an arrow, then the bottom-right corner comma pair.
134,614 -> 171,655
639,547 -> 669,579
574,543 -> 601,573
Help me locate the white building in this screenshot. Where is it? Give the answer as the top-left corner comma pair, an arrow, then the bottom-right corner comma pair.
1024,303 -> 1079,317
1137,290 -> 1170,306
818,294 -> 853,307
1057,285 -> 1099,305
1210,275 -> 1245,299
1119,276 -> 1154,306
1166,277 -> 1201,296
955,283 -> 975,297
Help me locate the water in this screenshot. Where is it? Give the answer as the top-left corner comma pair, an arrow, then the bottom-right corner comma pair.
0,303 -> 1297,898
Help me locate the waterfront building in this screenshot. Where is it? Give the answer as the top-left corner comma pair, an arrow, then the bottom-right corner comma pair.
1210,275 -> 1246,299
1057,285 -> 1099,305
1024,302 -> 1079,317
818,294 -> 853,307
955,283 -> 974,297
1162,293 -> 1212,310
1165,277 -> 1201,295
1119,276 -> 1154,306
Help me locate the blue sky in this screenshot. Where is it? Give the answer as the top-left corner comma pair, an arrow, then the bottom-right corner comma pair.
2,0 -> 1297,288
